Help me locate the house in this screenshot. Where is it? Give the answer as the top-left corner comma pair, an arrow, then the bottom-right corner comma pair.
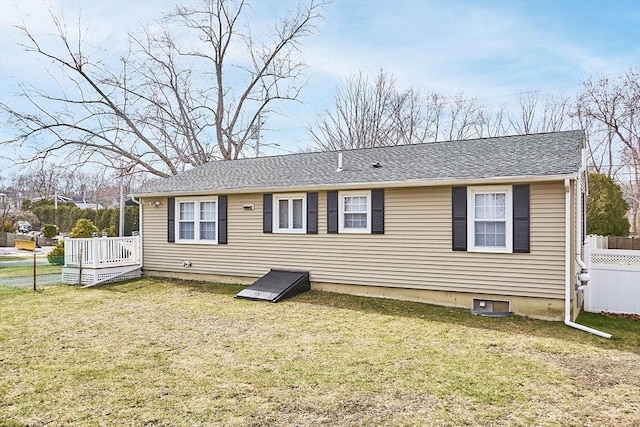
31,195 -> 104,209
134,130 -> 590,322
71,196 -> 104,210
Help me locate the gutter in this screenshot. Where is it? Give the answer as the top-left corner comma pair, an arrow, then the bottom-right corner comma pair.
563,178 -> 611,339
133,173 -> 578,198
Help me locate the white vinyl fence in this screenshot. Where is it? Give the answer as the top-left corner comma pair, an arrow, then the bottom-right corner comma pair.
584,235 -> 640,315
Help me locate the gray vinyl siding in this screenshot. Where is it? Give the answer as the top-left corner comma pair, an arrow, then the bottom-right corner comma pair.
142,181 -> 566,299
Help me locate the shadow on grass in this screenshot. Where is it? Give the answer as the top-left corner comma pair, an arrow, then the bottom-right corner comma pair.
292,290 -> 640,354
81,277 -> 640,354
91,276 -> 245,296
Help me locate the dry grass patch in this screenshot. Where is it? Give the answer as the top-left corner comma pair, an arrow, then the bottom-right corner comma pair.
0,279 -> 638,426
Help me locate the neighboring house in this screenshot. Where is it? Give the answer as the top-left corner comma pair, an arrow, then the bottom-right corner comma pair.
31,195 -> 104,210
134,130 -> 589,321
71,197 -> 104,210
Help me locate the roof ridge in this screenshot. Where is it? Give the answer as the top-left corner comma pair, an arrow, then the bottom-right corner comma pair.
137,130 -> 584,195
208,129 -> 585,165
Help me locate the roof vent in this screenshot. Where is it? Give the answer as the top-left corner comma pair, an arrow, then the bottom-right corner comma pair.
372,162 -> 381,168
336,152 -> 343,172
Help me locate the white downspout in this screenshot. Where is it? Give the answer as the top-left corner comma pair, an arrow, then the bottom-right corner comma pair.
576,148 -> 588,265
575,149 -> 590,290
564,178 -> 611,339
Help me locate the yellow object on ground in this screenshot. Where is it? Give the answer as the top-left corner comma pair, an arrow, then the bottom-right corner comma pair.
14,239 -> 36,251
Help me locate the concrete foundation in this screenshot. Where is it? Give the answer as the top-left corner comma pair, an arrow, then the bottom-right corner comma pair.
143,270 -> 565,321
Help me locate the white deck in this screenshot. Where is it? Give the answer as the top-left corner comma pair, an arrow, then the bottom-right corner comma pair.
62,236 -> 142,286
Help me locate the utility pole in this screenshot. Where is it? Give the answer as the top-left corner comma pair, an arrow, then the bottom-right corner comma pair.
54,188 -> 58,232
119,159 -> 135,237
252,113 -> 263,158
119,172 -> 125,237
250,114 -> 280,157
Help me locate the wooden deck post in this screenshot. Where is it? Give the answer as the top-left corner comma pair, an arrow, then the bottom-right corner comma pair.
92,237 -> 99,268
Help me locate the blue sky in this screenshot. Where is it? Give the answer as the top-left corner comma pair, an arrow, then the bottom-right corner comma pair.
1,0 -> 639,175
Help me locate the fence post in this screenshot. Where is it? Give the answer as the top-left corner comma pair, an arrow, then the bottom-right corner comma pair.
33,252 -> 36,291
78,247 -> 83,286
584,236 -> 591,270
92,236 -> 99,268
63,237 -> 69,266
133,235 -> 139,264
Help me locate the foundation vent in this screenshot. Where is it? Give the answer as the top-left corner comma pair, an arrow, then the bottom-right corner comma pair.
472,298 -> 513,317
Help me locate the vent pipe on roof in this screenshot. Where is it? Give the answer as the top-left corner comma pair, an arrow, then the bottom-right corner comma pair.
336,152 -> 343,172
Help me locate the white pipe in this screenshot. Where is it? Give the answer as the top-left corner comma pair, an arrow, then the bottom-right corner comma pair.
575,150 -> 590,283
336,152 -> 343,172
576,258 -> 587,270
564,179 -> 611,339
576,148 -> 585,259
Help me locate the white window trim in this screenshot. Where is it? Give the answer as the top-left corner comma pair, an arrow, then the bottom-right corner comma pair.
467,186 -> 512,253
176,196 -> 218,244
273,193 -> 306,234
339,190 -> 371,234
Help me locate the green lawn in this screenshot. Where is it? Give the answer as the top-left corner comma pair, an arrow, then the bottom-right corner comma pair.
0,264 -> 61,279
0,257 -> 28,262
0,279 -> 638,426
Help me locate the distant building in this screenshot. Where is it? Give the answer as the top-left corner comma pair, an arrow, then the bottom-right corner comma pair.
31,195 -> 104,210
71,196 -> 104,210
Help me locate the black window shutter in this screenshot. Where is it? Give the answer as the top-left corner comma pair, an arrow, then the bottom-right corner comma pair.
307,192 -> 318,234
167,197 -> 175,243
327,190 -> 338,234
263,194 -> 273,233
513,184 -> 530,253
218,195 -> 227,244
371,189 -> 385,234
451,187 -> 467,251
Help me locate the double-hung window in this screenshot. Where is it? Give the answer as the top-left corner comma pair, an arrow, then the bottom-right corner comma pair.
178,201 -> 195,240
176,197 -> 218,243
274,194 -> 306,233
199,201 -> 217,240
339,190 -> 371,233
468,186 -> 512,252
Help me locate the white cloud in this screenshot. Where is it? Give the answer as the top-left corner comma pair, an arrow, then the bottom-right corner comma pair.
0,0 -> 638,172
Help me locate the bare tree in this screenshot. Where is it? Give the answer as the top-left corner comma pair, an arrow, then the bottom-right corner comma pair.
577,69 -> 640,234
508,91 -> 539,134
421,92 -> 446,142
7,160 -> 65,201
388,88 -> 431,145
474,105 -> 508,138
573,98 -> 606,173
310,71 -> 491,150
310,70 -> 402,151
1,0 -> 325,177
540,94 -> 572,132
445,94 -> 482,141
506,91 -> 573,137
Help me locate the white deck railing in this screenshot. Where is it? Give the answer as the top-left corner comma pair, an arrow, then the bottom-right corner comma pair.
64,236 -> 141,268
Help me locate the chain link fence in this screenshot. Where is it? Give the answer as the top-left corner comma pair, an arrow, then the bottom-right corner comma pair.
0,246 -> 63,290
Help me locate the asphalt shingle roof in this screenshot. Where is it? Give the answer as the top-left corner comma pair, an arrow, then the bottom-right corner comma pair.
136,130 -> 584,195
